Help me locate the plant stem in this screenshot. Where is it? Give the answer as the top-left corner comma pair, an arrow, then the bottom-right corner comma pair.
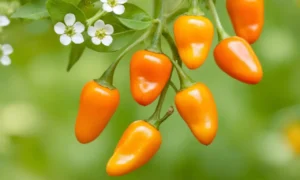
147,0 -> 165,53
166,0 -> 188,22
95,29 -> 153,89
86,10 -> 107,26
188,0 -> 204,15
169,81 -> 179,92
207,0 -> 229,41
162,28 -> 194,90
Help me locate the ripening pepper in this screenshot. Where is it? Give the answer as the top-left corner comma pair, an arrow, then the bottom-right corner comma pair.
75,81 -> 120,144
175,83 -> 218,145
106,120 -> 161,176
214,36 -> 263,84
130,50 -> 172,106
226,0 -> 264,44
285,122 -> 300,154
173,15 -> 214,69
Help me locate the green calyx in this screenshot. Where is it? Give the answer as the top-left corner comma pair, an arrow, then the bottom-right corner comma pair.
187,0 -> 205,16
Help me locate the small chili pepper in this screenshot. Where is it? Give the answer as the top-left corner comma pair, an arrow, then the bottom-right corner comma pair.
285,122 -> 300,154
106,120 -> 162,176
75,81 -> 120,144
130,50 -> 172,106
175,82 -> 218,145
226,0 -> 264,44
214,36 -> 263,84
173,15 -> 214,69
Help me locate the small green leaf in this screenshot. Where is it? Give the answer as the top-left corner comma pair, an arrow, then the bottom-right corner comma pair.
46,0 -> 86,24
67,42 -> 86,71
63,0 -> 81,5
116,3 -> 152,30
11,1 -> 49,20
86,30 -> 137,52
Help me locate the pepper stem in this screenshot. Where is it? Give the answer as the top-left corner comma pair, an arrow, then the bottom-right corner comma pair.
147,0 -> 165,53
207,0 -> 229,41
95,29 -> 153,89
86,10 -> 107,26
162,28 -> 194,90
188,0 -> 204,16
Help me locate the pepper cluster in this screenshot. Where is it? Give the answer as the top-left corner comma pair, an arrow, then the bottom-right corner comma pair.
74,0 -> 264,176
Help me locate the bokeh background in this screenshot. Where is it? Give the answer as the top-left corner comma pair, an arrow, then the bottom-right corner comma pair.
1,0 -> 300,179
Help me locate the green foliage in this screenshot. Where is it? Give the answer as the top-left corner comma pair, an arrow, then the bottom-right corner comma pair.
67,43 -> 86,71
116,3 -> 152,30
11,0 -> 49,20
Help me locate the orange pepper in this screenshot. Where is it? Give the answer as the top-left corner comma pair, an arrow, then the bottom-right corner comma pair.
175,83 -> 218,145
226,0 -> 264,44
130,50 -> 172,106
173,15 -> 214,69
75,81 -> 120,144
106,120 -> 161,176
214,36 -> 263,84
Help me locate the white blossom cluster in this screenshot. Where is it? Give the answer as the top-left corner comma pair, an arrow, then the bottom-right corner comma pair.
54,0 -> 127,46
0,15 -> 13,66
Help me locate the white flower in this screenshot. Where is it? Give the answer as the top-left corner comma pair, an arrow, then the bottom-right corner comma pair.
88,20 -> 114,46
0,44 -> 13,66
101,0 -> 127,15
54,13 -> 85,46
0,15 -> 10,27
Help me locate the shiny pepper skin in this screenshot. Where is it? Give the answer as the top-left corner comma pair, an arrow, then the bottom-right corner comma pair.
226,0 -> 264,44
214,36 -> 263,84
106,120 -> 161,176
173,15 -> 214,69
75,81 -> 120,144
130,50 -> 172,106
175,83 -> 218,145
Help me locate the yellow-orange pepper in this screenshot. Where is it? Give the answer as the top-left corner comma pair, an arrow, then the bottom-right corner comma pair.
285,122 -> 300,154
173,15 -> 214,69
214,36 -> 263,84
175,83 -> 218,145
106,120 -> 161,176
75,81 -> 120,144
226,0 -> 264,44
130,50 -> 172,106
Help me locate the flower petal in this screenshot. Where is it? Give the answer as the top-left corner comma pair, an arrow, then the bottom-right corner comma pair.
113,5 -> 125,15
117,0 -> 128,4
0,15 -> 10,27
54,22 -> 66,35
73,22 -> 85,33
100,0 -> 108,2
72,34 -> 84,44
64,13 -> 76,26
60,34 -> 72,46
0,56 -> 11,66
94,20 -> 105,29
92,37 -> 101,45
102,35 -> 113,46
88,26 -> 96,37
2,44 -> 13,55
104,24 -> 114,35
102,3 -> 113,12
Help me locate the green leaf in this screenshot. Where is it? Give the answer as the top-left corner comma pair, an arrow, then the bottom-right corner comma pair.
67,43 -> 86,71
116,3 -> 152,30
46,0 -> 86,24
63,0 -> 81,5
11,1 -> 49,20
86,30 -> 138,52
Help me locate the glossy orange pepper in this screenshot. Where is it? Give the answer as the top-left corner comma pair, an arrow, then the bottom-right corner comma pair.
285,122 -> 300,154
106,120 -> 161,176
175,83 -> 218,145
130,50 -> 172,106
173,15 -> 214,69
214,36 -> 263,84
75,81 -> 120,144
226,0 -> 264,44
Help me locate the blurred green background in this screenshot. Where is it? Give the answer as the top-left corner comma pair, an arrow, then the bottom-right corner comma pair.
1,0 -> 300,179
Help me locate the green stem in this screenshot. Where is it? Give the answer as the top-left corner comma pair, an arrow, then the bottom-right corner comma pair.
207,0 -> 229,41
188,0 -> 204,15
162,28 -> 194,90
147,0 -> 165,53
166,0 -> 188,22
86,10 -> 106,26
95,29 -> 153,89
170,81 -> 179,92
